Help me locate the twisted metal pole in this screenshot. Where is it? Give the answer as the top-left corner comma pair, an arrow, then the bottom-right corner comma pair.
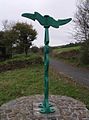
44,27 -> 49,104
40,27 -> 55,113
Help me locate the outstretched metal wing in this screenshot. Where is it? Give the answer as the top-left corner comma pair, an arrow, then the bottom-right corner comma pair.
22,12 -> 45,26
58,18 -> 72,26
22,13 -> 35,21
43,17 -> 72,28
46,16 -> 60,28
34,12 -> 45,26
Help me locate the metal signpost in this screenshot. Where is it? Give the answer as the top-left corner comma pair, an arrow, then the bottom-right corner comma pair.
22,12 -> 72,114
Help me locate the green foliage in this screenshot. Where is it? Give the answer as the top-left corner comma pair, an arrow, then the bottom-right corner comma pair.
3,30 -> 18,57
0,21 -> 37,59
0,30 -> 17,59
3,30 -> 17,46
12,22 -> 37,56
0,31 -> 4,45
31,46 -> 39,53
80,42 -> 89,65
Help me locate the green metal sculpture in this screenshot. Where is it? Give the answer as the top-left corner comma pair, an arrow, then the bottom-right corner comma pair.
22,12 -> 72,114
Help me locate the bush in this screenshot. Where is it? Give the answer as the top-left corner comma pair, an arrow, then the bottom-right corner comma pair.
80,41 -> 89,65
31,46 -> 39,53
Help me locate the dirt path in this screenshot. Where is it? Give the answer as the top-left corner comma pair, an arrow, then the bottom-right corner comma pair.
50,59 -> 89,87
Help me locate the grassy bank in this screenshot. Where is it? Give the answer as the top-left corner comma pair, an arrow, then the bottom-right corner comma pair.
0,53 -> 43,72
52,45 -> 89,68
0,53 -> 42,65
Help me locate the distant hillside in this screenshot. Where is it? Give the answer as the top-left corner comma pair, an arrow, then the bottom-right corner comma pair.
50,42 -> 81,49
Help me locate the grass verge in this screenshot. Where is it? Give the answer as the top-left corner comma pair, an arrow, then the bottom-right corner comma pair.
0,65 -> 89,110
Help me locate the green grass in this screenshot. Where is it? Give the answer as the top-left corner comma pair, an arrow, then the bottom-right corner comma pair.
0,65 -> 89,109
53,46 -> 80,54
49,69 -> 89,109
0,65 -> 44,106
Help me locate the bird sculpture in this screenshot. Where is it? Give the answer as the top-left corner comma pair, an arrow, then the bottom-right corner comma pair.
22,12 -> 72,114
22,12 -> 72,28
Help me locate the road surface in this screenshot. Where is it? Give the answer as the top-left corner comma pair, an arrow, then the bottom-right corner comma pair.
50,59 -> 89,87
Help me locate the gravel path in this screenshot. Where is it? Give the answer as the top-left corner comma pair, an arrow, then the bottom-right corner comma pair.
50,59 -> 89,87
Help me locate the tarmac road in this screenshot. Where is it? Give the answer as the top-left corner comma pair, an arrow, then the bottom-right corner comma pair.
50,59 -> 89,87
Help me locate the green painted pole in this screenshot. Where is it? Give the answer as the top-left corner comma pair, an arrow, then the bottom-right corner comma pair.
40,27 -> 55,113
44,27 -> 49,104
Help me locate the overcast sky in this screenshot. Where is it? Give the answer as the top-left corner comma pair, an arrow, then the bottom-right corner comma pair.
0,0 -> 77,47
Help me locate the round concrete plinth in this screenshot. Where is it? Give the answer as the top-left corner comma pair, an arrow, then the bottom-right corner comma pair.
0,95 -> 89,120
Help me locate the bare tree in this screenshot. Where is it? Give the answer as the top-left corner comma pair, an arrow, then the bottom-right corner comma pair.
74,0 -> 89,64
2,20 -> 15,31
